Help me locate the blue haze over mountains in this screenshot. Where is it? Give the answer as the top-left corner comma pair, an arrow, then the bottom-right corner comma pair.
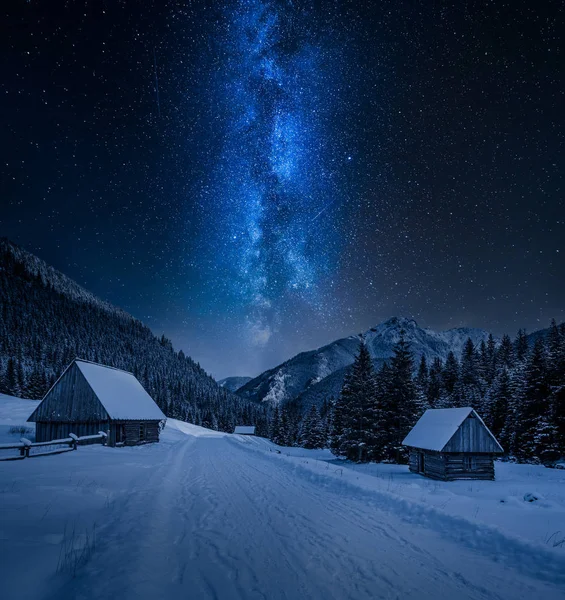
235,317 -> 493,408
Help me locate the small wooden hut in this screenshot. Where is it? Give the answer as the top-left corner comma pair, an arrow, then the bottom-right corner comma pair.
234,425 -> 256,435
28,359 -> 166,446
402,407 -> 503,481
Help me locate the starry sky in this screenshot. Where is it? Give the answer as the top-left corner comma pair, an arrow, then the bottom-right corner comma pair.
1,1 -> 563,379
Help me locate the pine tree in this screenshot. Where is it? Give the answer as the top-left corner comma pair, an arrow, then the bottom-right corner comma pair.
427,357 -> 443,408
279,408 -> 291,447
301,405 -> 325,449
485,334 -> 497,385
460,338 -> 485,411
497,334 -> 514,369
514,329 -> 529,362
329,397 -> 345,456
461,338 -> 480,387
442,351 -> 459,397
549,385 -> 565,459
514,339 -> 550,462
385,330 -> 418,463
270,405 -> 282,444
534,417 -> 560,464
547,319 -> 565,386
6,357 -> 17,396
27,368 -> 45,400
373,361 -> 394,461
415,355 -> 429,412
336,340 -> 378,462
478,339 -> 489,383
486,368 -> 511,451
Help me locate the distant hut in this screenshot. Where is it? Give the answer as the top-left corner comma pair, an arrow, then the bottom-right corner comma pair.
402,407 -> 503,481
234,426 -> 256,435
28,359 -> 166,446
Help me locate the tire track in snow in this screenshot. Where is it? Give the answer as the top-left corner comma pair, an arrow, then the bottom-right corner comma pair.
50,436 -> 565,600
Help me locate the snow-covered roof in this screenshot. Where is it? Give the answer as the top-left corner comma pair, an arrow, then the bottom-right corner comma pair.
234,426 -> 255,435
402,407 -> 492,452
76,360 -> 166,421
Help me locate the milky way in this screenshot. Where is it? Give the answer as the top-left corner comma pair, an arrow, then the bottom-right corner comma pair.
1,1 -> 563,378
199,0 -> 346,347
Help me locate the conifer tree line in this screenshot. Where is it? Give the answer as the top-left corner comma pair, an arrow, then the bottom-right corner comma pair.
269,324 -> 565,465
2,240 -> 564,461
0,242 -> 269,436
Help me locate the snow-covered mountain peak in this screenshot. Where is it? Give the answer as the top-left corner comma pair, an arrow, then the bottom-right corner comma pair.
237,317 -> 492,406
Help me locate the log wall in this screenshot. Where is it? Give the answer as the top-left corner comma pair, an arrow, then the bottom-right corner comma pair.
108,421 -> 160,446
36,421 -> 109,443
408,449 -> 496,480
444,454 -> 495,480
408,450 -> 419,473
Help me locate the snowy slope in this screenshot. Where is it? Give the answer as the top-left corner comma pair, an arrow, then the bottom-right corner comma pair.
1,395 -> 564,600
0,393 -> 39,443
217,376 -> 252,392
0,238 -> 264,432
237,317 -> 492,405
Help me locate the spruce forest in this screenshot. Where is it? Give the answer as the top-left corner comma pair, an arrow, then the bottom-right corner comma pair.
1,238 -> 564,465
0,239 -> 270,436
271,326 -> 565,465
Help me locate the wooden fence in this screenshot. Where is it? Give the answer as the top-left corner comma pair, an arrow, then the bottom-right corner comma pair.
0,431 -> 107,461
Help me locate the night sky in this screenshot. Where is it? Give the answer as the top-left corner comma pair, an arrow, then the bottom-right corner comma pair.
1,1 -> 563,379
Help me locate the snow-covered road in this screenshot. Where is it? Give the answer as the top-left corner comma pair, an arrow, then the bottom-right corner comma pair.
14,433 -> 557,600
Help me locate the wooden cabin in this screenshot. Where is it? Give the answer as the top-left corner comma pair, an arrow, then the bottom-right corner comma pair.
402,407 -> 503,481
234,425 -> 256,435
28,359 -> 166,446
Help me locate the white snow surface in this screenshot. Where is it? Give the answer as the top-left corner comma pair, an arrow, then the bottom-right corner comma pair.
74,359 -> 166,421
233,425 -> 256,434
1,395 -> 565,600
0,393 -> 39,443
402,407 -> 503,452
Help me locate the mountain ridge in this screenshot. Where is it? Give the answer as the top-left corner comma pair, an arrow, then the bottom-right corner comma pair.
0,238 -> 129,318
218,376 -> 252,392
236,317 -> 493,406
0,238 -> 268,434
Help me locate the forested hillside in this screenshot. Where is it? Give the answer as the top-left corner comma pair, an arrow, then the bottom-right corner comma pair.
237,317 -> 491,405
271,325 -> 565,464
0,239 -> 268,434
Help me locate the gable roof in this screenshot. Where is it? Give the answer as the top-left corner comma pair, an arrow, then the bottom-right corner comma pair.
75,360 -> 166,421
29,359 -> 166,422
402,407 -> 503,453
234,426 -> 256,435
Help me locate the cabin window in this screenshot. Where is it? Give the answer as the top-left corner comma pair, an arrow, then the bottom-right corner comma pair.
139,423 -> 145,441
463,456 -> 475,470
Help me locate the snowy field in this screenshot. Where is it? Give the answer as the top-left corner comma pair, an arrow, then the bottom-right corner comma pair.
1,394 -> 564,600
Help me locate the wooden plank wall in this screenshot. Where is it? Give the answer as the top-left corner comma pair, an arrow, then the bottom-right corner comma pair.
408,450 -> 419,473
444,454 -> 495,480
36,421 -> 109,443
108,421 -> 160,446
443,415 -> 501,453
408,449 -> 496,480
409,450 -> 448,480
30,363 -> 109,423
422,452 -> 448,480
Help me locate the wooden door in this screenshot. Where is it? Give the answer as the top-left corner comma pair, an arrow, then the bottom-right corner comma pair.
116,424 -> 125,444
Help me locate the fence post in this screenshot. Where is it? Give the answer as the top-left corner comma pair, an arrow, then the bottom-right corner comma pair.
20,437 -> 32,458
69,433 -> 78,450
